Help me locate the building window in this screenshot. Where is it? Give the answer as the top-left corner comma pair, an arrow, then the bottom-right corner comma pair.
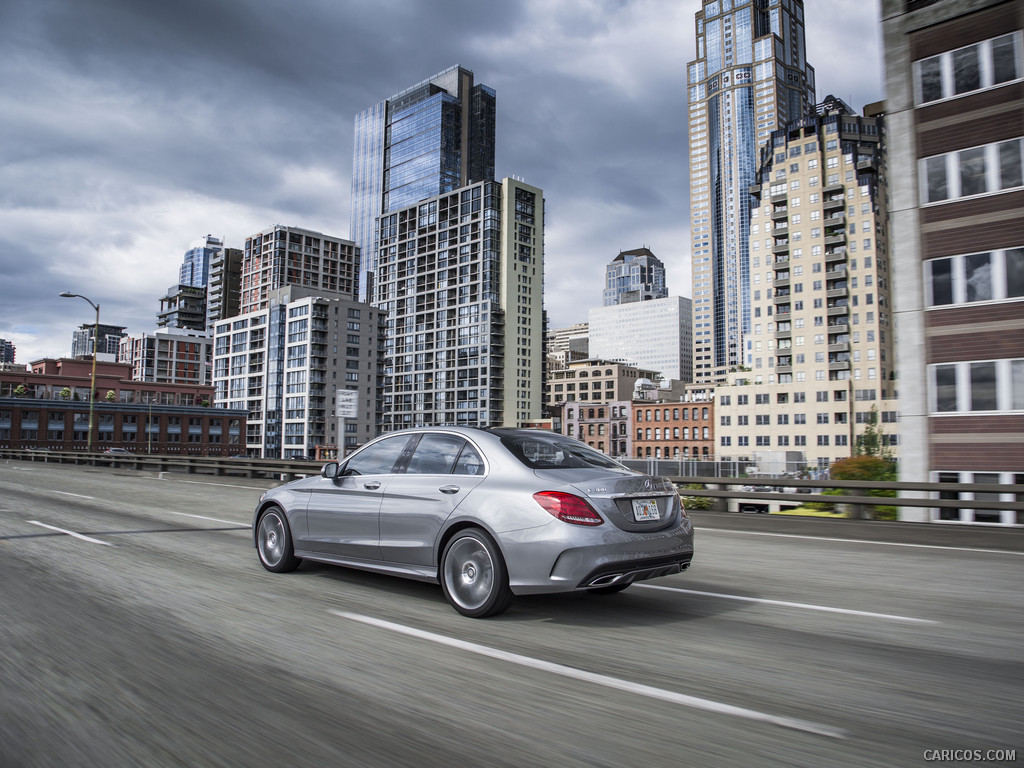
930,359 -> 1024,413
921,138 -> 1023,204
934,470 -> 1022,525
926,248 -> 1024,306
915,33 -> 1021,105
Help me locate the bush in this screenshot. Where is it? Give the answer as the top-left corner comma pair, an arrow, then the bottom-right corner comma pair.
680,483 -> 713,511
830,455 -> 897,520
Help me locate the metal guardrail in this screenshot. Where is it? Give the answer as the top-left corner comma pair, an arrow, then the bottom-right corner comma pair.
0,448 -> 319,481
669,475 -> 1024,518
2,449 -> 1021,521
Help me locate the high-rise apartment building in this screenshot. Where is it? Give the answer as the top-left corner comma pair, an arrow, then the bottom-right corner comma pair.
240,225 -> 359,315
71,323 -> 126,360
212,288 -> 384,459
588,296 -> 694,383
351,65 -> 496,300
687,0 -> 816,384
545,322 -> 590,369
602,247 -> 668,305
178,235 -> 224,288
716,98 -> 899,470
373,178 -> 543,429
0,338 -> 15,364
157,284 -> 207,331
205,246 -> 243,331
882,0 -> 1023,525
119,328 -> 212,387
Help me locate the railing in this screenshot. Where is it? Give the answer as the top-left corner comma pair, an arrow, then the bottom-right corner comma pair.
0,448 -> 321,482
3,449 -> 1022,523
669,475 -> 1024,521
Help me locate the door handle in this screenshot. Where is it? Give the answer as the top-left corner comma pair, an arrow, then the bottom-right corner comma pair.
439,485 -> 460,494
363,481 -> 381,490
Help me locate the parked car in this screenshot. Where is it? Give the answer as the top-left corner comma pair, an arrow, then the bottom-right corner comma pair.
253,427 -> 694,617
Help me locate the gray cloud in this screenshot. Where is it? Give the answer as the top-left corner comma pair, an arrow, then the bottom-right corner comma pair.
0,0 -> 883,362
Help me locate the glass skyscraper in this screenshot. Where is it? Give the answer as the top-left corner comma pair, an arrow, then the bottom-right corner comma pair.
178,235 -> 224,288
350,65 -> 496,302
602,247 -> 668,306
687,0 -> 815,383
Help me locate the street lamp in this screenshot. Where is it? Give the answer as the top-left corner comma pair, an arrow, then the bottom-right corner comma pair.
59,291 -> 100,452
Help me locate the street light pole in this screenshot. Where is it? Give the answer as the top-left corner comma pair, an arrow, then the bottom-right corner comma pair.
60,292 -> 100,452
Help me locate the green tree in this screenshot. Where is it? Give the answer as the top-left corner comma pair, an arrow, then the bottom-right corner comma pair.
830,455 -> 898,520
855,405 -> 893,459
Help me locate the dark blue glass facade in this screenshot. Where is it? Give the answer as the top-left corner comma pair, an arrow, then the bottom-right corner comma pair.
350,66 -> 496,302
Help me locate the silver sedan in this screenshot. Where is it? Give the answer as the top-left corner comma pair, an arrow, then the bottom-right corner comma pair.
253,427 -> 694,617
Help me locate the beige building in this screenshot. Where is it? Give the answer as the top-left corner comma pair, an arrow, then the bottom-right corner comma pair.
718,97 -> 899,470
545,322 -> 589,370
546,359 -> 661,411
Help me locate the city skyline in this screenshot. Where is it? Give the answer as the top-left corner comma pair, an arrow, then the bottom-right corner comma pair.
0,0 -> 883,363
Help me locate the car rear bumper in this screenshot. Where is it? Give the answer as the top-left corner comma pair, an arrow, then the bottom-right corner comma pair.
503,518 -> 694,595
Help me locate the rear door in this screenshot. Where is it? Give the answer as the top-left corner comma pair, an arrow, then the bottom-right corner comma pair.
378,433 -> 486,566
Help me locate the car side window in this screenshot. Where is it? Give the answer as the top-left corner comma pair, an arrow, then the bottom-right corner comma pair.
343,435 -> 413,476
453,443 -> 484,476
405,434 -> 464,475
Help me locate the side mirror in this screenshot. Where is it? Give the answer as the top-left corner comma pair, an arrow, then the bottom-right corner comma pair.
321,462 -> 340,480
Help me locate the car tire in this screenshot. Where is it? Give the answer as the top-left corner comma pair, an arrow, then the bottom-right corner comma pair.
256,507 -> 301,573
588,583 -> 631,595
440,529 -> 514,618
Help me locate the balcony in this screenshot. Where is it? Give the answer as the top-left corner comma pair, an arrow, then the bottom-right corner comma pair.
827,286 -> 848,299
773,276 -> 791,289
827,322 -> 850,334
827,305 -> 849,317
772,240 -> 790,254
825,267 -> 847,280
771,205 -> 788,220
824,182 -> 845,195
772,222 -> 789,236
823,196 -> 845,211
775,327 -> 792,340
773,292 -> 791,304
828,342 -> 851,354
775,365 -> 793,375
771,191 -> 788,204
825,247 -> 847,263
825,233 -> 847,248
829,361 -> 851,371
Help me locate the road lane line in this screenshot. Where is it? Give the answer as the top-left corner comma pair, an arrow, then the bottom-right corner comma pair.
26,521 -> 112,546
54,491 -> 96,500
332,610 -> 847,740
698,527 -> 1024,556
635,584 -> 937,623
166,511 -> 248,527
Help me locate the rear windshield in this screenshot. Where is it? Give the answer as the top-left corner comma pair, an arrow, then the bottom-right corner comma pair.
498,432 -> 624,470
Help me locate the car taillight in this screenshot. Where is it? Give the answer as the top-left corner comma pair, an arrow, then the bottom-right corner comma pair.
533,491 -> 604,526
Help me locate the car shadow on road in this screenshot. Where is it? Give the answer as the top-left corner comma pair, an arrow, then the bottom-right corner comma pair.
301,561 -> 747,628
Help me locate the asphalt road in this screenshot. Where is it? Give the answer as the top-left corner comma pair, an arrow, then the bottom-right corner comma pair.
1,460 -> 1021,768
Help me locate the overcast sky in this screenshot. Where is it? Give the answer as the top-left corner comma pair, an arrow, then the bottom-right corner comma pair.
0,0 -> 883,363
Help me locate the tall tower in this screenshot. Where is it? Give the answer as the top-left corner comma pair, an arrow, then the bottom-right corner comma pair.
373,178 -> 544,430
178,235 -> 224,288
351,65 -> 496,302
687,0 -> 816,384
602,247 -> 668,306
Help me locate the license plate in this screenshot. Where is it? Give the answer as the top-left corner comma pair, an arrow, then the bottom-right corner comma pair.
631,498 -> 661,522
